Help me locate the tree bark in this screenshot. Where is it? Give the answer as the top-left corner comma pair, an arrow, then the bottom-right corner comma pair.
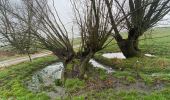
79,52 -> 94,78
133,38 -> 140,51
61,62 -> 68,87
116,27 -> 142,58
117,38 -> 141,58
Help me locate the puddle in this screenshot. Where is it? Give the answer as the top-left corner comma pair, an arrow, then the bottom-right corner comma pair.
145,54 -> 156,57
26,53 -> 157,99
102,52 -> 126,59
102,52 -> 156,59
26,62 -> 65,99
151,73 -> 170,77
89,59 -> 115,73
27,59 -> 115,99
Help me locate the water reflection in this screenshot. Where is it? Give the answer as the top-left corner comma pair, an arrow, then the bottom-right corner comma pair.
89,59 -> 115,73
27,60 -> 115,99
26,62 -> 65,99
102,52 -> 126,59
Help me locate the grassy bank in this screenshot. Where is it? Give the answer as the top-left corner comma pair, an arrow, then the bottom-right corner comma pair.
0,55 -> 57,100
0,27 -> 170,100
65,27 -> 170,99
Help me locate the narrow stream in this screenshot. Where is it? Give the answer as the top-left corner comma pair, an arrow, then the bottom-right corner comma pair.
89,59 -> 115,73
26,59 -> 115,99
102,52 -> 126,59
26,52 -> 157,99
27,52 -> 156,99
102,52 -> 156,59
152,73 -> 170,77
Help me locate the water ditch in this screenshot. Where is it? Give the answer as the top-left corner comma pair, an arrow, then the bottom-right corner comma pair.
26,59 -> 115,99
26,52 -> 156,99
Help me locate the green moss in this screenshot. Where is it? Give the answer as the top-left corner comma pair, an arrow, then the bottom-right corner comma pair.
65,78 -> 85,93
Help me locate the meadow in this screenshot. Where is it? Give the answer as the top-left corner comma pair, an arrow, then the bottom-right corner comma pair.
0,27 -> 170,100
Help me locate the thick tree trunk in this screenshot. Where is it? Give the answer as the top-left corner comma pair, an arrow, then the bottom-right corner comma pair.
118,38 -> 141,58
116,27 -> 142,58
61,62 -> 68,87
133,38 -> 140,51
53,49 -> 75,86
79,52 -> 94,78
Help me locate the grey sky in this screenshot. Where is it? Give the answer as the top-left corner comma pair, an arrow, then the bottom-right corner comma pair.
53,0 -> 73,24
10,0 -> 170,28
54,0 -> 170,27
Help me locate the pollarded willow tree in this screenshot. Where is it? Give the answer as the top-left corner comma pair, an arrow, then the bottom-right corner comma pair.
71,0 -> 112,77
2,0 -> 112,79
32,0 -> 112,78
105,0 -> 170,57
28,0 -> 75,64
24,0 -> 75,82
0,0 -> 75,81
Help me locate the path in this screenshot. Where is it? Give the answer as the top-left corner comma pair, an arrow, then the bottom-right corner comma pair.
0,44 -> 80,68
0,52 -> 52,68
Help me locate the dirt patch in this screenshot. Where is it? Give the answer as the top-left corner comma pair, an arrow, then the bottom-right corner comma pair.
73,75 -> 165,96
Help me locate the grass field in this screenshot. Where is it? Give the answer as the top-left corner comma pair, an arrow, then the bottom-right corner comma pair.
0,27 -> 170,100
0,56 -> 58,100
67,27 -> 170,100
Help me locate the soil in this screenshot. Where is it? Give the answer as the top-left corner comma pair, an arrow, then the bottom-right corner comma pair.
73,74 -> 165,96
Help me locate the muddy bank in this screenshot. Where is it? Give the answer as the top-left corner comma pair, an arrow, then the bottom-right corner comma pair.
74,75 -> 165,96
26,59 -> 115,99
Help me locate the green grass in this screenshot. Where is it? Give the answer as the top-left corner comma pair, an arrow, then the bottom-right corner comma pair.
72,27 -> 170,99
142,28 -> 170,57
0,55 -> 57,100
70,89 -> 170,100
65,78 -> 85,93
99,27 -> 170,57
0,27 -> 170,99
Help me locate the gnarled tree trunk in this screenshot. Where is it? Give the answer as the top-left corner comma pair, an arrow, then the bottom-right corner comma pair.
61,62 -> 69,87
118,38 -> 141,58
79,52 -> 94,78
117,28 -> 142,58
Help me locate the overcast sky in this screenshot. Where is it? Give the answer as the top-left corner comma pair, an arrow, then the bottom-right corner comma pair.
54,0 -> 73,24
0,0 -> 169,45
54,0 -> 170,28
11,0 -> 170,28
